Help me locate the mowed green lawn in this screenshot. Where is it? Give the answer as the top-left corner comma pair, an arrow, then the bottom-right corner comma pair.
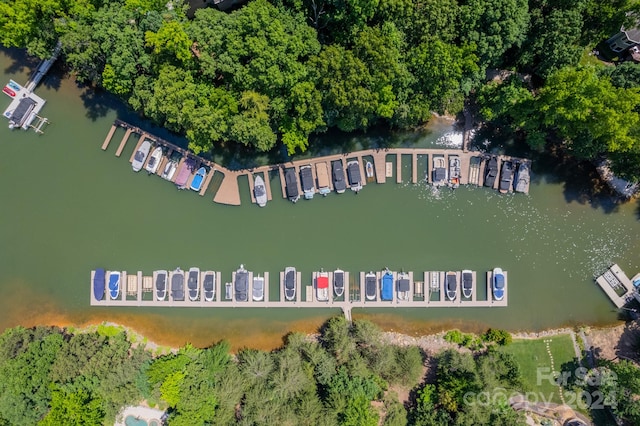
499,334 -> 577,404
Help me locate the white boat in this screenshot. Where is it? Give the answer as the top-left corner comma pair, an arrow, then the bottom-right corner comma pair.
284,267 -> 296,301
366,161 -> 374,178
316,270 -> 329,301
445,271 -> 457,301
253,275 -> 264,301
202,271 -> 216,302
187,267 -> 200,301
132,139 -> 152,172
161,160 -> 178,181
333,269 -> 345,298
145,147 -> 163,174
397,271 -> 410,301
448,155 -> 461,188
492,268 -> 505,301
432,155 -> 447,186
462,270 -> 473,298
254,175 -> 267,207
155,270 -> 168,301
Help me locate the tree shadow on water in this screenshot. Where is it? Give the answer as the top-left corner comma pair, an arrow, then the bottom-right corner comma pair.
1,47 -> 39,76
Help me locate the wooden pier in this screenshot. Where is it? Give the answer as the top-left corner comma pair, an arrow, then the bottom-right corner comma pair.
99,120 -> 531,207
91,268 -> 508,318
595,264 -> 639,308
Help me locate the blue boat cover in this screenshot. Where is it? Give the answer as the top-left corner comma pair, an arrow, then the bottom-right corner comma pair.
381,272 -> 393,301
108,273 -> 119,298
93,268 -> 105,301
493,274 -> 505,298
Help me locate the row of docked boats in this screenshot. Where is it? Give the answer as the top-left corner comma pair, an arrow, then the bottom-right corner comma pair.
432,154 -> 461,188
284,267 -> 346,301
285,160 -> 363,203
436,268 -> 504,301
131,138 -> 209,192
483,156 -> 529,193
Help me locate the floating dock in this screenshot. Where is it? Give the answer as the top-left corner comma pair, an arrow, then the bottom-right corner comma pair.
90,267 -> 508,319
595,264 -> 639,308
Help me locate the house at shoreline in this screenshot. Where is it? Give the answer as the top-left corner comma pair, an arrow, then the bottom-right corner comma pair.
606,15 -> 640,61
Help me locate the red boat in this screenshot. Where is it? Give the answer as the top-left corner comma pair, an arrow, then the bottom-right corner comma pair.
2,86 -> 16,97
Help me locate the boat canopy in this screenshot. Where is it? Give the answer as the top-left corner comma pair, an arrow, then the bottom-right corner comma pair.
494,274 -> 505,289
433,168 -> 446,182
462,272 -> 472,289
347,162 -> 361,184
317,275 -> 328,289
9,97 -> 36,127
381,273 -> 393,300
285,169 -> 299,198
398,278 -> 410,292
446,274 -> 456,291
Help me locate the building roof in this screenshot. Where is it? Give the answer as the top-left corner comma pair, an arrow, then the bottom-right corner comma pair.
624,27 -> 640,44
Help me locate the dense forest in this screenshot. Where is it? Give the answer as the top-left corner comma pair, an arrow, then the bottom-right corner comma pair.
1,319 -> 640,425
1,0 -> 640,179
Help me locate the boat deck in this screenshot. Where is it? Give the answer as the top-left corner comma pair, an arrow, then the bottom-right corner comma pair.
595,264 -> 638,308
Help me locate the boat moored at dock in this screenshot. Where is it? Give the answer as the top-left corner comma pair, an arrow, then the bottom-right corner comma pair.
190,167 -> 207,192
492,268 -> 505,301
108,271 -> 121,300
203,271 -> 216,301
514,161 -> 530,193
253,274 -> 264,301
254,175 -> 267,207
161,159 -> 178,181
284,267 -> 296,301
381,269 -> 394,301
188,267 -> 200,301
300,165 -> 315,200
366,161 -> 374,179
171,268 -> 185,301
449,155 -> 461,188
445,271 -> 457,301
365,272 -> 377,300
315,162 -> 331,196
347,160 -> 362,192
285,168 -> 300,203
132,140 -> 151,172
93,268 -> 105,301
155,270 -> 168,301
462,270 -> 472,299
397,271 -> 410,301
499,161 -> 514,194
432,155 -> 447,186
332,161 -> 347,194
333,269 -> 345,298
235,264 -> 249,302
484,156 -> 499,188
316,271 -> 329,301
145,147 -> 163,174
175,158 -> 196,189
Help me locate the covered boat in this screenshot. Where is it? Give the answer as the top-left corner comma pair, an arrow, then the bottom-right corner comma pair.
171,268 -> 185,301
155,270 -> 168,301
93,268 -> 105,301
188,267 -> 200,301
254,174 -> 267,207
397,271 -> 410,301
300,165 -> 315,199
499,161 -> 514,194
203,271 -> 216,301
431,271 -> 440,292
7,97 -> 36,130
175,158 -> 196,189
484,156 -> 499,188
225,282 -> 232,300
108,271 -> 120,300
365,272 -> 377,301
132,140 -> 152,172
253,275 -> 264,301
316,162 -> 331,196
381,269 -> 394,301
445,271 -> 457,301
462,270 -> 473,299
145,147 -> 163,174
332,160 -> 347,194
514,161 -> 530,193
493,268 -> 505,301
284,267 -> 296,301
316,271 -> 329,301
161,160 -> 178,181
235,265 -> 249,302
190,167 -> 207,192
333,269 -> 345,298
347,160 -> 362,192
285,168 -> 300,203
449,155 -> 461,188
366,161 -> 374,179
432,155 -> 447,186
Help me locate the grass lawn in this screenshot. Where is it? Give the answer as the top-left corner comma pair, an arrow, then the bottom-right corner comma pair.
499,334 -> 577,405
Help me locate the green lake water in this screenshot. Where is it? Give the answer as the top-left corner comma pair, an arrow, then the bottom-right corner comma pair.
2,48 -> 640,350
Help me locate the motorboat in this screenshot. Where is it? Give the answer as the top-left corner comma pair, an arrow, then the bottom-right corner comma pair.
190,167 -> 207,192
284,267 -> 296,301
285,168 -> 300,203
514,161 -> 530,193
132,139 -> 152,172
93,268 -> 105,301
445,271 -> 457,301
397,271 -> 410,301
366,161 -> 374,179
171,268 -> 185,301
203,271 -> 216,301
145,147 -> 163,174
333,269 -> 345,298
188,267 -> 200,301
493,268 -> 505,301
381,269 -> 394,301
253,274 -> 264,301
161,160 -> 178,181
2,86 -> 16,97
235,264 -> 249,302
300,165 -> 315,199
108,271 -> 121,300
365,272 -> 376,301
499,161 -> 514,194
155,270 -> 168,301
316,271 -> 329,301
315,162 -> 331,196
449,155 -> 461,188
461,270 -> 472,299
347,160 -> 362,192
332,161 -> 347,194
432,155 -> 447,186
484,156 -> 498,188
254,174 -> 267,207
175,158 -> 196,189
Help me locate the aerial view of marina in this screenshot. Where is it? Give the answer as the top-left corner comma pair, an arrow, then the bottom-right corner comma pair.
2,0 -> 640,424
